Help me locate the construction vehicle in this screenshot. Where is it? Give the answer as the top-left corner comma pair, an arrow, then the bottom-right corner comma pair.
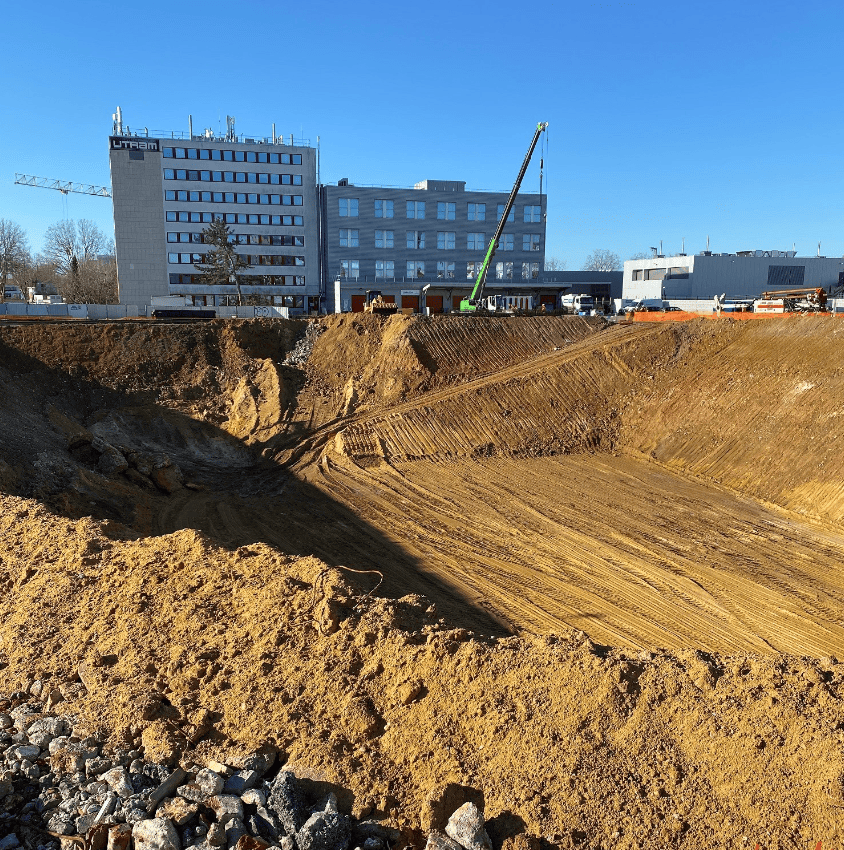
459,122 -> 548,313
754,288 -> 827,314
560,293 -> 596,315
363,290 -> 399,316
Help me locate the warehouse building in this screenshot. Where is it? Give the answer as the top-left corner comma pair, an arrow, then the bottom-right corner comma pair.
624,251 -> 844,304
109,117 -> 319,312
322,179 -> 546,313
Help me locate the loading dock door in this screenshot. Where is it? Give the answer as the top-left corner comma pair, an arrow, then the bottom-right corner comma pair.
426,295 -> 444,313
453,295 -> 465,311
351,295 -> 365,312
402,295 -> 419,312
540,294 -> 556,311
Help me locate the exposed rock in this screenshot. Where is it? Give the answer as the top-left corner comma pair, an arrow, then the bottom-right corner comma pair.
425,833 -> 462,850
208,795 -> 244,826
266,770 -> 305,835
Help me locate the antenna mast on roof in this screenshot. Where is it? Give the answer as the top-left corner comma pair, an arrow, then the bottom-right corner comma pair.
112,106 -> 124,135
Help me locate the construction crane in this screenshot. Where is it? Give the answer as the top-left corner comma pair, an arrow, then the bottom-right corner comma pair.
14,174 -> 111,198
459,121 -> 548,313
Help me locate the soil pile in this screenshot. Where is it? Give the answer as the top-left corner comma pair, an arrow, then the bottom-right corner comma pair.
2,492 -> 844,848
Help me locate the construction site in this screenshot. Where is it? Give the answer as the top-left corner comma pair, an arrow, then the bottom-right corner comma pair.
3,312 -> 844,849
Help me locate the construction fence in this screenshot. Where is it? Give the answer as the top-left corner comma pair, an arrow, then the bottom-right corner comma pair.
0,303 -> 290,320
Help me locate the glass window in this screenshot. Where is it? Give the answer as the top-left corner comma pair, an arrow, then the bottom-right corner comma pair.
258,173 -> 269,184
235,172 -> 246,183
407,261 -> 425,278
165,190 -> 176,201
166,232 -> 178,242
187,149 -> 198,160
293,196 -> 303,205
175,148 -> 186,159
176,169 -> 187,180
163,148 -> 174,158
467,233 -> 485,250
200,170 -> 211,181
294,215 -> 303,225
211,149 -> 222,161
437,261 -> 455,279
407,231 -> 425,249
246,151 -> 257,163
248,214 -> 259,224
201,191 -> 211,202
437,202 -> 455,220
406,201 -> 425,219
339,229 -> 359,248
293,175 -> 302,186
168,253 -> 179,263
270,153 -> 280,164
189,191 -> 199,202
496,204 -> 515,223
522,262 -> 540,280
236,213 -> 246,223
375,199 -> 394,218
247,173 -> 257,184
437,232 -> 456,250
281,154 -> 291,165
339,198 -> 359,217
165,211 -> 177,222
189,212 -> 201,222
212,171 -> 222,181
500,234 -> 514,251
223,150 -> 233,161
523,205 -> 542,223
224,192 -> 235,203
523,234 -> 541,251
467,262 -> 477,279
375,230 -> 394,249
340,260 -> 360,279
164,168 -> 175,180
204,213 -> 214,222
237,193 -> 247,203
376,260 -> 395,279
235,151 -> 245,162
281,174 -> 292,185
292,154 -> 302,165
467,203 -> 485,221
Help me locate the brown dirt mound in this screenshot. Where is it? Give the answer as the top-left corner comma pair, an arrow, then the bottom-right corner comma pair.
2,491 -> 844,848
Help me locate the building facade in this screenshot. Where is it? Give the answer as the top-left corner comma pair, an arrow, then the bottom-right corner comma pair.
322,179 -> 546,313
624,251 -> 844,303
109,132 -> 319,312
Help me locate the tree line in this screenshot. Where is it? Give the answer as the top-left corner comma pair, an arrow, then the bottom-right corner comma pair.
0,218 -> 117,303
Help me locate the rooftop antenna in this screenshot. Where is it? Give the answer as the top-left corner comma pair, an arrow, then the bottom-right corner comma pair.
707,235 -> 710,252
660,239 -> 663,256
649,246 -> 658,258
272,123 -> 276,144
112,106 -> 124,135
189,114 -> 193,139
818,241 -> 822,257
317,135 -> 320,184
681,237 -> 685,254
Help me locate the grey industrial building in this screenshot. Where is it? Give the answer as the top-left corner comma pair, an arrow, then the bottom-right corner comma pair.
109,124 -> 319,312
322,180 -> 546,313
623,251 -> 844,304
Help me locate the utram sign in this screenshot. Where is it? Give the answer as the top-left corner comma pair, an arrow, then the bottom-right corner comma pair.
110,137 -> 160,152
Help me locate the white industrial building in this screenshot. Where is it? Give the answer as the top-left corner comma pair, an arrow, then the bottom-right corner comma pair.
624,250 -> 844,305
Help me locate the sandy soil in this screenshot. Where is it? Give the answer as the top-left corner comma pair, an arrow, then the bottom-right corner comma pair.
4,314 -> 844,847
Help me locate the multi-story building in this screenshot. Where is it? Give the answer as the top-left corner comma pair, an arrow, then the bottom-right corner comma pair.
623,250 -> 844,304
109,123 -> 319,312
322,179 -> 546,313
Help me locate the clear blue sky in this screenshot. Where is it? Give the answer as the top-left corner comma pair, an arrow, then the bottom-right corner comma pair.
2,0 -> 842,267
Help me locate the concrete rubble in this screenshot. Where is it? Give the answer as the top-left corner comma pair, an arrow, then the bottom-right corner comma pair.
0,693 -> 481,850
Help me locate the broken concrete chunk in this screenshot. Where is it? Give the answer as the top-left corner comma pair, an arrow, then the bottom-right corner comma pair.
445,803 -> 492,850
132,818 -> 182,850
208,795 -> 244,826
425,833 -> 463,850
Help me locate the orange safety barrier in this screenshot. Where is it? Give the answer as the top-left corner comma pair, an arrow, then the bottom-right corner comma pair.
631,310 -> 842,322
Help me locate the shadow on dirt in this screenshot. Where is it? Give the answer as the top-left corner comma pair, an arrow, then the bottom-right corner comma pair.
0,335 -> 510,637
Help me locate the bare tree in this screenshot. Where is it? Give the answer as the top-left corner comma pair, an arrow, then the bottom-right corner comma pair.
195,219 -> 252,305
0,220 -> 29,290
583,249 -> 621,272
43,219 -> 107,275
628,252 -> 651,260
55,255 -> 118,304
544,256 -> 568,271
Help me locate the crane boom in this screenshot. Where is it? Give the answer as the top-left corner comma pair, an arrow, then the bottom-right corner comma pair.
460,122 -> 548,312
14,173 -> 112,198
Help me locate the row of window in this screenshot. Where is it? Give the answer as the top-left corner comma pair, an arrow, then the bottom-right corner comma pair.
164,169 -> 303,186
163,148 -> 303,165
165,190 -> 303,206
631,266 -> 689,281
340,260 -> 541,280
169,273 -> 305,287
339,199 -> 542,223
167,232 -> 304,246
338,229 -> 540,251
169,253 -> 305,266
165,211 -> 304,226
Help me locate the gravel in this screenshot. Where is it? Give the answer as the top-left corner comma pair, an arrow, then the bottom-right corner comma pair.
0,690 -> 489,850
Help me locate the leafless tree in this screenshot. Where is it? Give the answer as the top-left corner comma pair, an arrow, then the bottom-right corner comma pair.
43,219 -> 106,275
628,252 -> 651,260
583,249 -> 621,272
0,219 -> 29,290
55,255 -> 118,304
544,256 -> 568,271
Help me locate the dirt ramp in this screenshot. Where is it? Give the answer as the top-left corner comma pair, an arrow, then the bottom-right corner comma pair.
330,324 -> 675,463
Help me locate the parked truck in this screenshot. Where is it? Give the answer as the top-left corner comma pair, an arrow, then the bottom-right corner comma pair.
560,294 -> 596,315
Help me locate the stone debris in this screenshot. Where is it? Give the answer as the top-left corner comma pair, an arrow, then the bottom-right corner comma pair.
282,321 -> 323,368
0,690 -> 495,850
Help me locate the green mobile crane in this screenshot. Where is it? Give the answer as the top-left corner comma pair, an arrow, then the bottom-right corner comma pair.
459,122 -> 548,313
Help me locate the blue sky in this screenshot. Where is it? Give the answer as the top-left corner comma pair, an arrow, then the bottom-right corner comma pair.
2,0 -> 842,267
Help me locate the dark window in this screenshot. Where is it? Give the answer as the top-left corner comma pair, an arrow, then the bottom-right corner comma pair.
188,170 -> 200,180
129,151 -> 144,161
